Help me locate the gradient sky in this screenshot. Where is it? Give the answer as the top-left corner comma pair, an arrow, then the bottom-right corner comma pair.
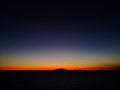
0,1 -> 120,70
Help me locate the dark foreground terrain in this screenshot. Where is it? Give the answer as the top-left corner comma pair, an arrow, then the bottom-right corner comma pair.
0,70 -> 119,90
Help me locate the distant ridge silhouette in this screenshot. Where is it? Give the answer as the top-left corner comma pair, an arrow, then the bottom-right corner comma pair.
55,68 -> 67,71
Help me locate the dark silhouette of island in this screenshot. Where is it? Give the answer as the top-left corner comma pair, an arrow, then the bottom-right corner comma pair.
54,68 -> 68,71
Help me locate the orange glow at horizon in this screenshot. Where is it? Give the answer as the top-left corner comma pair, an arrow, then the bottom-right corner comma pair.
1,51 -> 120,71
0,65 -> 120,70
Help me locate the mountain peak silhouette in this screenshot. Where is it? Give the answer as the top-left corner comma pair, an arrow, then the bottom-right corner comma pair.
55,68 -> 67,71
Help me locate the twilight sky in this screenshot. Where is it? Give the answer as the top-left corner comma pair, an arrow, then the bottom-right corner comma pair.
0,1 -> 120,70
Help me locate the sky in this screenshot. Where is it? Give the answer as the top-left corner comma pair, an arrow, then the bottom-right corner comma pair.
0,1 -> 120,70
